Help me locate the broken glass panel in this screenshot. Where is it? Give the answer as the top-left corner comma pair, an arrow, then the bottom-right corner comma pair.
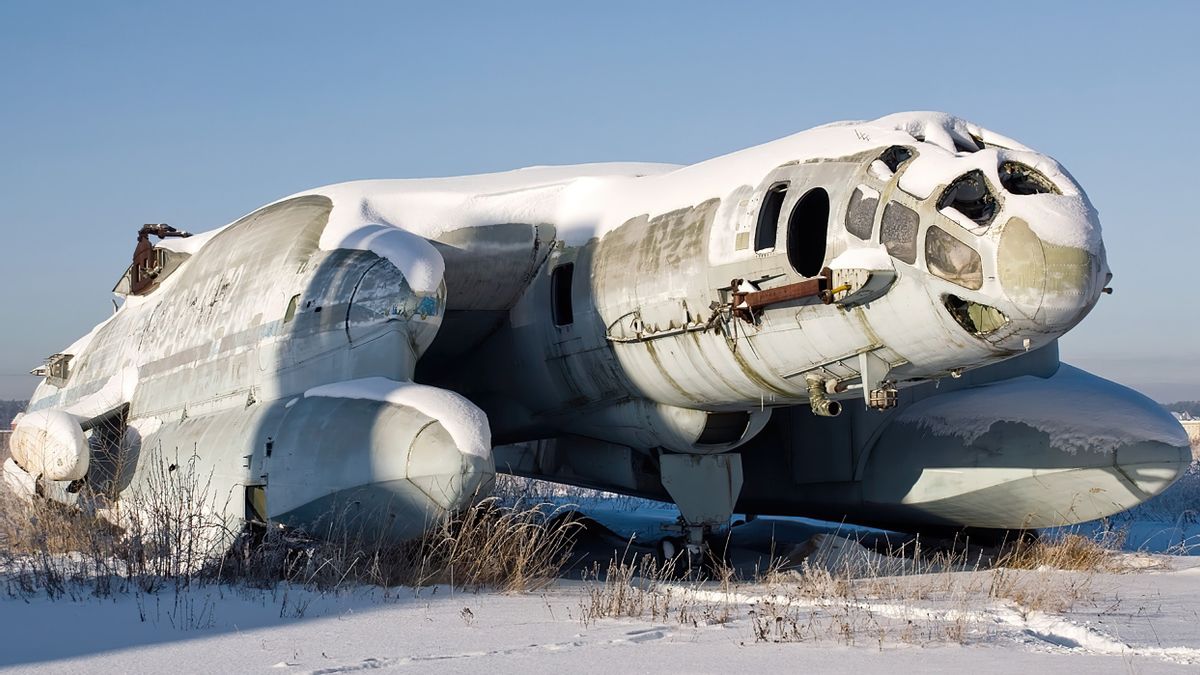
879,146 -> 913,173
44,353 -> 73,387
937,170 -> 997,227
944,294 -> 1009,336
999,161 -> 1060,196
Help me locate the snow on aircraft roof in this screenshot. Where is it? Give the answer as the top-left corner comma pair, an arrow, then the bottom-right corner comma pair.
161,162 -> 678,294
161,162 -> 678,256
159,111 -> 1102,295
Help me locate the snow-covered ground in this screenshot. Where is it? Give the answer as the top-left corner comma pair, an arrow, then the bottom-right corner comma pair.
3,557 -> 1200,673
3,468 -> 1197,673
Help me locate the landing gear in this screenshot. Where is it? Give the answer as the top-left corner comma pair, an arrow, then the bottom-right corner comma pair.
657,452 -> 743,568
657,536 -> 682,561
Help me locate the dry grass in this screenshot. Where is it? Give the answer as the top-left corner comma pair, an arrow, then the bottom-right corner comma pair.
578,553 -> 735,628
0,454 -> 582,600
577,530 -> 1141,647
0,489 -> 121,555
210,497 -> 582,594
419,498 -> 581,592
998,531 -> 1125,572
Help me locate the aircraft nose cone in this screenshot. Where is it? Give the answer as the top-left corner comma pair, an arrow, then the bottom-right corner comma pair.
1115,431 -> 1193,498
407,420 -> 495,511
998,218 -> 1105,333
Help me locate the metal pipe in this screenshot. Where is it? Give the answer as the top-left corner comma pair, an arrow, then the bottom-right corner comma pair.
807,376 -> 842,417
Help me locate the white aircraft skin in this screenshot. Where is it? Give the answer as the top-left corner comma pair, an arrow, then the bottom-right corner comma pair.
5,112 -> 1189,545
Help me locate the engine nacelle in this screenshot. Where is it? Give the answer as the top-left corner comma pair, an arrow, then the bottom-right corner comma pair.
266,379 -> 496,540
10,409 -> 89,481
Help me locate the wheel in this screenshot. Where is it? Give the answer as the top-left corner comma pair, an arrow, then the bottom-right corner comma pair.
657,536 -> 683,562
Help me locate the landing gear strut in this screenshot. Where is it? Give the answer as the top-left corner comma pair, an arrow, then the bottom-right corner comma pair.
658,453 -> 743,562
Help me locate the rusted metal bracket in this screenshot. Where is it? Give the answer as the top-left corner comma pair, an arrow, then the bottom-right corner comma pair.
730,267 -> 833,323
131,223 -> 192,295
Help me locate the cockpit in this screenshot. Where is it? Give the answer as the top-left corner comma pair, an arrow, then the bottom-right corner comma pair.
838,142 -> 1107,347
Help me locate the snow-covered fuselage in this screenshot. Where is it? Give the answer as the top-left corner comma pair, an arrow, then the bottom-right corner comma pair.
6,112 -> 1190,540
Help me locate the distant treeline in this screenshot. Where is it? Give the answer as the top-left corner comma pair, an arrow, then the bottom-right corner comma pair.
0,399 -> 26,427
1164,401 -> 1200,418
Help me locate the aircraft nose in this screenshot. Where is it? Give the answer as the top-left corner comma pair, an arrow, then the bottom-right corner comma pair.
997,217 -> 1106,332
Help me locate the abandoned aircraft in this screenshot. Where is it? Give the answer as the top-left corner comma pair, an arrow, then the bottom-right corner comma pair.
6,111 -> 1191,552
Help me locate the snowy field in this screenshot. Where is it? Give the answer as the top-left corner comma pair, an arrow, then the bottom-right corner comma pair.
3,554 -> 1199,673
2,466 -> 1197,674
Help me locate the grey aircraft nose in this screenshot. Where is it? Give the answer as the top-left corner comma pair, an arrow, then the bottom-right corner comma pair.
997,218 -> 1106,333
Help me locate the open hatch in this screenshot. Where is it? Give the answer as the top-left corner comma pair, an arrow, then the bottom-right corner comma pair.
112,224 -> 192,296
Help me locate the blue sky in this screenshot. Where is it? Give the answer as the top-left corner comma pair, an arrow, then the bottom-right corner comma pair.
1,1 -> 1197,401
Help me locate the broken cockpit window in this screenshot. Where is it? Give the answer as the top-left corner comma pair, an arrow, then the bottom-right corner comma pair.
880,201 -> 919,264
998,161 -> 1060,196
845,186 -> 879,240
879,146 -> 914,173
952,134 -> 980,153
925,226 -> 983,290
944,294 -> 1009,337
937,170 -> 997,227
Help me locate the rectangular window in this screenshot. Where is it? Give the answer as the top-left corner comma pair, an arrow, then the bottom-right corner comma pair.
845,186 -> 879,240
755,183 -> 789,252
881,201 -> 919,264
551,263 -> 574,326
284,294 -> 301,323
